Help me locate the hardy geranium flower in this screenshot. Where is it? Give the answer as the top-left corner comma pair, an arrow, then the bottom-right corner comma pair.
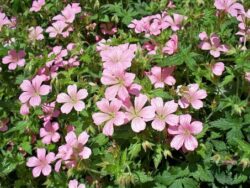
199,32 -> 229,57
168,114 -> 203,151
40,121 -> 60,144
151,97 -> 179,131
30,0 -> 45,12
40,102 -> 60,122
124,94 -> 155,132
146,66 -> 176,88
53,3 -> 81,24
162,34 -> 178,55
29,26 -> 44,41
26,148 -> 55,177
0,11 -> 10,31
178,84 -> 207,109
101,69 -> 136,100
165,13 -> 187,31
214,0 -> 244,17
212,62 -> 225,76
46,21 -> 72,38
55,131 -> 91,171
68,180 -> 85,188
19,76 -> 51,107
100,43 -> 137,71
56,84 -> 88,114
92,98 -> 125,136
2,50 -> 26,70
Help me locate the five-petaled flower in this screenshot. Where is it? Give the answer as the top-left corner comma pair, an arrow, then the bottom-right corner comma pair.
26,148 -> 55,177
56,84 -> 88,114
168,114 -> 203,151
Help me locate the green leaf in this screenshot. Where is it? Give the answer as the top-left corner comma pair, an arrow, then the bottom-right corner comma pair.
134,171 -> 153,183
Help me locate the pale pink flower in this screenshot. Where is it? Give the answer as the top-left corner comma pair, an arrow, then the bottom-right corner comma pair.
2,50 -> 26,70
30,0 -> 45,12
245,72 -> 250,82
62,57 -> 80,68
143,40 -> 158,55
20,103 -> 30,115
151,98 -> 179,131
40,121 -> 60,144
100,22 -> 117,35
40,102 -> 60,122
128,83 -> 142,96
0,12 -> 10,31
55,131 -> 91,172
56,84 -> 88,114
29,26 -> 44,41
149,20 -> 162,35
214,0 -> 244,17
199,32 -> 229,58
68,179 -> 85,188
92,98 -> 125,136
53,8 -> 75,24
212,62 -> 225,76
101,69 -> 135,100
0,119 -> 9,132
100,43 -> 137,71
19,76 -> 51,107
65,131 -> 91,159
168,114 -> 203,151
124,94 -> 155,132
26,148 -> 55,177
178,84 -> 207,109
146,66 -> 176,88
46,21 -> 70,38
165,13 -> 187,31
162,34 -> 178,55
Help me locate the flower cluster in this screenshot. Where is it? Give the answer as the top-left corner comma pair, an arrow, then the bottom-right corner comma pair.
46,3 -> 81,38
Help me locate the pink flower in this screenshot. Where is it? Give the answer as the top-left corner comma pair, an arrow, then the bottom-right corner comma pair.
29,26 -> 44,41
245,72 -> 250,82
92,98 -> 125,136
26,148 -> 55,177
19,76 -> 51,107
199,32 -> 229,58
212,62 -> 225,76
20,103 -> 30,115
214,0 -> 244,17
178,84 -> 207,109
53,7 -> 75,24
68,179 -> 85,188
30,0 -> 45,12
0,12 -> 10,31
151,98 -> 179,131
0,119 -> 9,132
100,22 -> 117,35
56,84 -> 88,114
168,114 -> 203,151
143,41 -> 158,55
165,13 -> 187,31
55,131 -> 91,172
146,66 -> 176,88
2,50 -> 26,70
40,121 -> 60,144
124,94 -> 155,132
46,21 -> 71,38
162,34 -> 178,55
101,69 -> 135,100
40,102 -> 60,122
100,43 -> 137,71
65,131 -> 91,159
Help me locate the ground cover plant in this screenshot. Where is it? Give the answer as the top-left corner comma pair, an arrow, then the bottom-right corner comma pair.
0,0 -> 250,187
